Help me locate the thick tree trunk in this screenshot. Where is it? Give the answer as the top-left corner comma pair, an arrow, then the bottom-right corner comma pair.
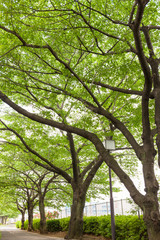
39,195 -> 47,234
147,224 -> 160,240
65,190 -> 86,239
141,146 -> 160,240
2,217 -> 7,224
21,211 -> 25,230
27,203 -> 34,231
142,196 -> 160,240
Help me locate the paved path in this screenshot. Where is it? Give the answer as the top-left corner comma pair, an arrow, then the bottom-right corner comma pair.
0,225 -> 64,240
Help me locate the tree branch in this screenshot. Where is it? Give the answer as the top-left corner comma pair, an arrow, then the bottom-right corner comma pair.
83,155 -> 103,192
0,119 -> 72,183
67,132 -> 80,183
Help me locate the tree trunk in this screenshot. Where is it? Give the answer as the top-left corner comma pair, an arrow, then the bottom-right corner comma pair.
21,211 -> 25,230
142,196 -> 160,240
141,144 -> 160,240
27,203 -> 34,231
39,195 -> 47,234
147,225 -> 160,240
65,190 -> 86,239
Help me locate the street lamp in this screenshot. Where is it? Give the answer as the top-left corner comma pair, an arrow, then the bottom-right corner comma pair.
104,139 -> 116,240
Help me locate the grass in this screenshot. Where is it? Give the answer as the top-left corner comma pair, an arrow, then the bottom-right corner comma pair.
0,232 -> 1,239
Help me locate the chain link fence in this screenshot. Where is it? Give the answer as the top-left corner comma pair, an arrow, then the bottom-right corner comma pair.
59,198 -> 142,219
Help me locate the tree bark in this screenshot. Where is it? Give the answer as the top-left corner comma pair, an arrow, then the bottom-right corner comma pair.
65,189 -> 86,239
143,197 -> 160,240
27,202 -> 34,231
16,200 -> 26,230
39,194 -> 47,234
21,211 -> 25,230
142,155 -> 160,240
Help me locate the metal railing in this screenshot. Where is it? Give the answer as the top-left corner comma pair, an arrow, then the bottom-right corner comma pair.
59,198 -> 142,219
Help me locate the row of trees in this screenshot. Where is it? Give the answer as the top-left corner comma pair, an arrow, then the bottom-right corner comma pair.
0,0 -> 160,239
0,154 -> 71,232
0,125 -> 111,237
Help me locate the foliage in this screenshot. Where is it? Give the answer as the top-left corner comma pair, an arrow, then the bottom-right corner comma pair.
1,0 -> 160,238
83,216 -> 100,235
32,219 -> 40,231
21,218 -> 61,232
0,187 -> 20,219
83,215 -> 148,240
46,211 -> 59,220
46,219 -> 62,232
16,221 -> 21,228
59,217 -> 70,231
33,213 -> 40,219
17,215 -> 148,239
34,210 -> 59,220
23,220 -> 28,230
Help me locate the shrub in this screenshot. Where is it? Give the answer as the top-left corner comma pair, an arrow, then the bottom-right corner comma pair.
83,216 -> 100,235
97,215 -> 112,238
33,211 -> 59,220
95,215 -> 148,240
46,219 -> 61,232
46,211 -> 59,220
23,220 -> 28,230
59,217 -> 70,231
16,221 -> 21,228
84,215 -> 148,239
33,219 -> 40,231
17,215 -> 148,239
33,213 -> 40,219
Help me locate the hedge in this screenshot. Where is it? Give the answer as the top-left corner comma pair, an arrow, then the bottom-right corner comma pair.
46,219 -> 61,232
59,217 -> 70,231
16,220 -> 21,228
16,215 -> 148,239
33,219 -> 40,231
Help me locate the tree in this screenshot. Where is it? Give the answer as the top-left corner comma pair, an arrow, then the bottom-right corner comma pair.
0,0 -> 160,239
16,198 -> 27,230
0,117 -> 108,238
0,170 -> 21,222
0,148 -> 67,233
10,160 -> 61,234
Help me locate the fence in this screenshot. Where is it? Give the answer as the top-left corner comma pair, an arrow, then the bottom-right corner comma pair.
59,198 -> 142,219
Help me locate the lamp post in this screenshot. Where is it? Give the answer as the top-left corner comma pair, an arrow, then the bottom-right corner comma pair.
104,139 -> 116,240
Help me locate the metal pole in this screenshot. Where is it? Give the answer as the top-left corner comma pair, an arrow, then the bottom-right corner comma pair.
121,199 -> 123,215
109,166 -> 116,240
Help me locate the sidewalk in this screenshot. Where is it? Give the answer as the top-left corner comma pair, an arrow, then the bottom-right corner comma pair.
0,225 -> 64,240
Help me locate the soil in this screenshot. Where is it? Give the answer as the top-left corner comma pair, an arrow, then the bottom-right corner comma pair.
46,231 -> 110,240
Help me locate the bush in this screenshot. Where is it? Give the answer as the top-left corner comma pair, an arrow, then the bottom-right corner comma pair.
23,220 -> 28,230
114,215 -> 148,240
83,216 -> 100,235
97,215 -> 112,238
16,221 -> 21,228
46,219 -> 61,232
83,215 -> 148,240
33,219 -> 40,231
85,215 -> 148,240
16,215 -> 148,239
46,211 -> 59,220
59,217 -> 70,231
